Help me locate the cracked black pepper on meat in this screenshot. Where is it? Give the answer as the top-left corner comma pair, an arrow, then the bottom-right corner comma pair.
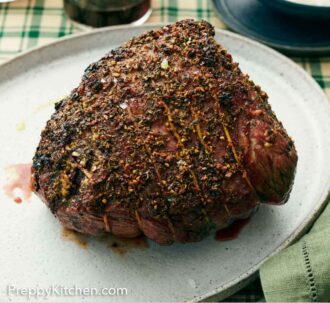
32,20 -> 297,245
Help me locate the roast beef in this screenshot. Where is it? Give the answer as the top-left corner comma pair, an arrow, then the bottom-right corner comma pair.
32,20 -> 298,244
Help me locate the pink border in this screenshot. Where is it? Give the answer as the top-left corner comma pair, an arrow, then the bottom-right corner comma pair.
0,303 -> 328,329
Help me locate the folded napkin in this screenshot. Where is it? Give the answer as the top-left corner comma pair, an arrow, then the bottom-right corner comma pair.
260,202 -> 330,302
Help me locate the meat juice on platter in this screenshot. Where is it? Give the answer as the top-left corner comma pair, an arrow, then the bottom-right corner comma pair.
31,20 -> 298,246
61,227 -> 149,253
215,217 -> 251,241
64,0 -> 151,27
3,163 -> 32,204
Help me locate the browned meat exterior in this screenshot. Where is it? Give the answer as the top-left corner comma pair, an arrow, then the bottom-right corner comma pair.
32,20 -> 297,244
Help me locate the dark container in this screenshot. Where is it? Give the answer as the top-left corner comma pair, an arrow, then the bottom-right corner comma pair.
64,0 -> 151,27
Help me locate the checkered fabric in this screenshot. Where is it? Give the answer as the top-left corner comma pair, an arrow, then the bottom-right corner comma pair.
0,0 -> 329,302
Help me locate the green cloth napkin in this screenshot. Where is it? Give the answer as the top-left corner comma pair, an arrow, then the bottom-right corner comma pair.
260,203 -> 330,302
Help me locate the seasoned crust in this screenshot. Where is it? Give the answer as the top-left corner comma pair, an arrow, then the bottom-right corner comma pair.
32,20 -> 297,244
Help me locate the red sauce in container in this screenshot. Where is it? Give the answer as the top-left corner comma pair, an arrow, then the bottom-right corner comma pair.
215,217 -> 251,241
3,163 -> 32,203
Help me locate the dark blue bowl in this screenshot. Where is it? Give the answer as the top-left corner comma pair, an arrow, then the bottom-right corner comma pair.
259,0 -> 330,20
212,0 -> 330,55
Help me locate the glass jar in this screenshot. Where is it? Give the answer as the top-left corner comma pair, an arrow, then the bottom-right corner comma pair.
64,0 -> 151,28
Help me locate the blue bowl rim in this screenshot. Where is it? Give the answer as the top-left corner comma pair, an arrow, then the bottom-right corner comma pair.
261,0 -> 330,10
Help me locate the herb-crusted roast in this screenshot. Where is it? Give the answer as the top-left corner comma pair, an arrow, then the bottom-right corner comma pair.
32,20 -> 297,244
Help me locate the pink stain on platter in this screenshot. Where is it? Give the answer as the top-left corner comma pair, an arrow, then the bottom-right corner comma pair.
3,163 -> 32,203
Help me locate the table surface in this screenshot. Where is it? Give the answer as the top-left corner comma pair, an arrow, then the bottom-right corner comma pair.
0,0 -> 329,302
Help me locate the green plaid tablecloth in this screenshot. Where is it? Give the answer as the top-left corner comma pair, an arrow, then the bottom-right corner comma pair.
0,0 -> 329,302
